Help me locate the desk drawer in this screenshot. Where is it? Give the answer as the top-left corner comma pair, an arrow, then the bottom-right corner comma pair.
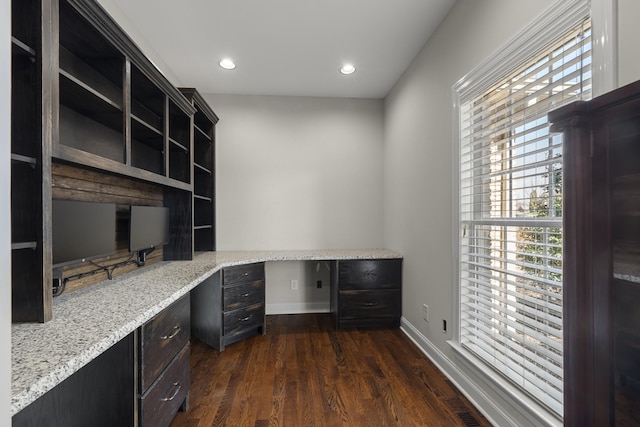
224,280 -> 265,311
339,289 -> 401,319
338,259 -> 402,290
140,345 -> 190,427
224,302 -> 265,338
140,295 -> 190,391
223,262 -> 265,286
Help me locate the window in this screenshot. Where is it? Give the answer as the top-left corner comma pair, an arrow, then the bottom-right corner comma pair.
456,17 -> 592,416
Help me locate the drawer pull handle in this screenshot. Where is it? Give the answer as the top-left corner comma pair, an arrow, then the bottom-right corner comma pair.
161,326 -> 181,340
239,315 -> 252,322
160,382 -> 182,402
241,293 -> 250,298
364,302 -> 376,307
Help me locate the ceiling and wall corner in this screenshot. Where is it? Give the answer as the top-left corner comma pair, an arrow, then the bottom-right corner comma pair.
99,0 -> 457,99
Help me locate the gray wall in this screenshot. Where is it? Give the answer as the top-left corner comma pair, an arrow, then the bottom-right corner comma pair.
384,0 -> 640,425
619,0 -> 640,86
207,94 -> 384,312
385,0 -> 556,370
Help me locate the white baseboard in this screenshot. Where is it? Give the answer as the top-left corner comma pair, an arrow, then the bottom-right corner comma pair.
266,302 -> 330,315
401,317 -> 530,427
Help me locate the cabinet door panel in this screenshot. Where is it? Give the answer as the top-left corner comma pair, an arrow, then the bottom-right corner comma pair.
140,295 -> 190,391
223,302 -> 265,337
12,333 -> 135,427
223,262 -> 265,286
223,280 -> 265,311
140,345 -> 190,427
339,289 -> 401,319
338,259 -> 402,290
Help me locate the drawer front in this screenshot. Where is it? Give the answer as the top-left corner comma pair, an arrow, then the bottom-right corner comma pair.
339,289 -> 401,319
338,259 -> 402,290
140,345 -> 190,427
140,295 -> 190,391
224,280 -> 265,311
224,302 -> 265,337
223,262 -> 265,286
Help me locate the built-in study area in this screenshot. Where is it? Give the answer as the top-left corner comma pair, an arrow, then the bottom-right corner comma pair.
7,0 -> 640,426
9,1 -> 402,426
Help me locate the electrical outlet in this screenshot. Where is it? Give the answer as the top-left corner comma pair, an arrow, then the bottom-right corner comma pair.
317,280 -> 322,289
290,279 -> 299,290
422,304 -> 429,322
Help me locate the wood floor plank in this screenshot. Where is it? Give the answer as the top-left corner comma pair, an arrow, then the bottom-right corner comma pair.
171,314 -> 491,427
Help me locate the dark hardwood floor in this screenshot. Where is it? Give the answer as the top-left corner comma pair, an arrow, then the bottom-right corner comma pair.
171,314 -> 491,427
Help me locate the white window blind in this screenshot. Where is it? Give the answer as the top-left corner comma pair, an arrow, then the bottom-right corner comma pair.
458,18 -> 591,415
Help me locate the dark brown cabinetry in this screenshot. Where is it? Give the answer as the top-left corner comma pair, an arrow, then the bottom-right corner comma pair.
12,333 -> 136,427
330,259 -> 402,329
11,0 -> 53,322
550,80 -> 640,426
139,294 -> 190,427
10,0 -> 218,322
191,263 -> 266,351
179,88 -> 219,252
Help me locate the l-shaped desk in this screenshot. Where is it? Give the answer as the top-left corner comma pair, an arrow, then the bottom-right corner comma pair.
11,249 -> 402,417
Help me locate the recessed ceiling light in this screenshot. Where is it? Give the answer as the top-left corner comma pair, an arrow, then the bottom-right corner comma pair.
340,64 -> 356,75
219,58 -> 236,70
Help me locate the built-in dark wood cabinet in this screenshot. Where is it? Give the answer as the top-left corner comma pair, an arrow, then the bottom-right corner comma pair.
12,332 -> 136,427
550,79 -> 640,427
191,263 -> 266,351
330,259 -> 402,329
11,0 -> 53,322
10,0 -> 218,322
179,88 -> 219,252
139,294 -> 190,427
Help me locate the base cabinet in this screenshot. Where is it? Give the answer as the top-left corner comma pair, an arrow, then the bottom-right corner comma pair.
191,262 -> 266,351
330,259 -> 402,329
12,333 -> 136,427
138,294 -> 191,427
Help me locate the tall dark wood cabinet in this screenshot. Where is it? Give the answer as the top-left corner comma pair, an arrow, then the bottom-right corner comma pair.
179,88 -> 219,252
10,0 -> 222,322
550,80 -> 640,426
11,0 -> 53,322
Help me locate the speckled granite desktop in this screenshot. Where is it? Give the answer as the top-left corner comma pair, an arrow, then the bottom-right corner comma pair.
11,249 -> 402,415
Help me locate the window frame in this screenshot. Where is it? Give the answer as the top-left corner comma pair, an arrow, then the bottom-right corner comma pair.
450,0 -> 616,424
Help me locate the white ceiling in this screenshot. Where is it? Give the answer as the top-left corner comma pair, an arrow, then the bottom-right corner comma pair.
111,0 -> 457,99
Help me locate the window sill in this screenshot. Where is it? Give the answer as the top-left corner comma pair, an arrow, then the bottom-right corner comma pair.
448,340 -> 563,427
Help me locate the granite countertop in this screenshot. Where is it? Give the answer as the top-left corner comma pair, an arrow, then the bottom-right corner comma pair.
11,249 -> 402,416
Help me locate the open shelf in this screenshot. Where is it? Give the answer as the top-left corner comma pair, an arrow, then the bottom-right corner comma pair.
194,162 -> 212,175
11,153 -> 37,165
12,242 -> 38,251
10,0 -> 200,323
58,1 -> 125,165
169,142 -> 190,183
11,161 -> 40,245
131,65 -> 165,128
59,71 -> 122,126
12,37 -> 36,57
194,124 -> 212,142
12,0 -> 39,52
